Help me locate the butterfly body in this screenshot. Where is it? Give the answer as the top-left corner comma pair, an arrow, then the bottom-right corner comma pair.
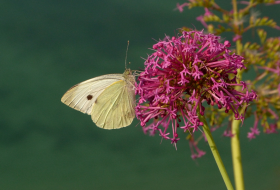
61,69 -> 135,129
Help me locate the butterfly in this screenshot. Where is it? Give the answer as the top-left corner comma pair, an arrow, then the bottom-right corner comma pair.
61,68 -> 136,129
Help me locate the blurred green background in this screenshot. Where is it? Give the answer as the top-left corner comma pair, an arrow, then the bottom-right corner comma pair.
1,0 -> 280,189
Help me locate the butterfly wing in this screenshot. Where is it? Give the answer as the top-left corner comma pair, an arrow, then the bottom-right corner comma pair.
61,74 -> 123,115
91,78 -> 135,129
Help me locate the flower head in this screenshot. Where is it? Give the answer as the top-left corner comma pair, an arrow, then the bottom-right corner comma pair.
136,30 -> 257,148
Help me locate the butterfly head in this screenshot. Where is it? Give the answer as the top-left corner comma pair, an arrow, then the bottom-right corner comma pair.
123,68 -> 133,77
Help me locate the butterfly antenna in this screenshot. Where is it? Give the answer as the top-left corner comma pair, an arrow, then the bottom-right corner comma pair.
125,40 -> 129,69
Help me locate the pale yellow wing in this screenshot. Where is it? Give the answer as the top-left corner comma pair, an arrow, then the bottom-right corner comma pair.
61,74 -> 123,115
91,79 -> 135,129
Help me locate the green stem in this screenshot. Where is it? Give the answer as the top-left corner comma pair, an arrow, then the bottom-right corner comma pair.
232,0 -> 242,56
232,0 -> 245,190
200,115 -> 234,190
231,120 -> 245,190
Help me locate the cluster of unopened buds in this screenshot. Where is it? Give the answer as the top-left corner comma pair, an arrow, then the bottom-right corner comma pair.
135,30 -> 257,152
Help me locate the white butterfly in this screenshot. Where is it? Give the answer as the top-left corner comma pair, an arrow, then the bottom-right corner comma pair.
61,69 -> 136,129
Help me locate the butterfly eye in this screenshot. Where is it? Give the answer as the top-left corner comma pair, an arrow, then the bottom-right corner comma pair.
87,95 -> 93,100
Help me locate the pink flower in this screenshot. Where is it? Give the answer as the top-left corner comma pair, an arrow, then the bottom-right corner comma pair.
223,129 -> 234,137
266,1 -> 280,5
136,30 -> 257,148
189,138 -> 206,160
258,61 -> 280,75
265,123 -> 278,134
196,8 -> 214,28
174,3 -> 189,13
233,35 -> 242,42
204,8 -> 213,16
247,112 -> 260,140
196,16 -> 208,28
239,1 -> 250,5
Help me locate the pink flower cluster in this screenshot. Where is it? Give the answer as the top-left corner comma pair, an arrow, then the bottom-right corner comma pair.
135,30 -> 257,149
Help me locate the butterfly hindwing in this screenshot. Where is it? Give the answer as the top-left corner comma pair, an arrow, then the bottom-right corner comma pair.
91,79 -> 135,129
121,81 -> 136,126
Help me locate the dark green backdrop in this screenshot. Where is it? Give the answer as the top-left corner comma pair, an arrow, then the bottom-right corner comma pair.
1,1 -> 280,189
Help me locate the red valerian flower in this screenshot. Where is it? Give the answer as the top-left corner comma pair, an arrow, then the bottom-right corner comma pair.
135,30 -> 257,151
175,2 -> 189,13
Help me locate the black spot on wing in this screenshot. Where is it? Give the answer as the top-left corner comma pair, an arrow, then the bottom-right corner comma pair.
87,95 -> 93,100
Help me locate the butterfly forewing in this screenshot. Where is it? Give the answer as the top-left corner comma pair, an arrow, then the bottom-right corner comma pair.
61,74 -> 123,115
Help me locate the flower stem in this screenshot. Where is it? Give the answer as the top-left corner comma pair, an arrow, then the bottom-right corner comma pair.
200,115 -> 234,190
231,120 -> 245,190
232,0 -> 245,189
